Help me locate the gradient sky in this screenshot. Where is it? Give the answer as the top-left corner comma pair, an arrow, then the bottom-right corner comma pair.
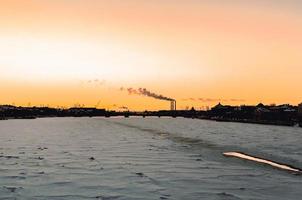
0,0 -> 302,110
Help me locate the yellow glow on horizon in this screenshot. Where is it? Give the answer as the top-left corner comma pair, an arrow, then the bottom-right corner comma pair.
0,0 -> 302,110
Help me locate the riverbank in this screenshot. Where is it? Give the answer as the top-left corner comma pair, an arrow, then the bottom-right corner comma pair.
0,103 -> 301,128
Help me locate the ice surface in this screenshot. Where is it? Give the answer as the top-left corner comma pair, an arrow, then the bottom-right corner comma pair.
0,117 -> 302,199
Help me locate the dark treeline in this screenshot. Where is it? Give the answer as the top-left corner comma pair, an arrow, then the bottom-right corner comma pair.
205,103 -> 302,127
1,103 -> 302,127
0,106 -> 107,119
140,103 -> 302,127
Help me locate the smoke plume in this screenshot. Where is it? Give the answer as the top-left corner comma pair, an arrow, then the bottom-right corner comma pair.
119,106 -> 129,110
112,104 -> 129,110
120,87 -> 175,101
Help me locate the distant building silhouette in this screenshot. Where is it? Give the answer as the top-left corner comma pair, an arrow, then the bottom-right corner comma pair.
299,103 -> 302,127
299,103 -> 302,115
1,102 -> 302,127
170,100 -> 176,111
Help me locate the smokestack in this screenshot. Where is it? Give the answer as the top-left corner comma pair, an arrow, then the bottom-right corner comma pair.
175,100 -> 177,110
170,101 -> 174,111
170,100 -> 176,111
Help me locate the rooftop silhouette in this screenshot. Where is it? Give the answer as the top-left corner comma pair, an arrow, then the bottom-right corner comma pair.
1,103 -> 301,127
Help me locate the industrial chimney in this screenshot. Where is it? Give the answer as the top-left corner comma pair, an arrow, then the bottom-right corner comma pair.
170,100 -> 176,111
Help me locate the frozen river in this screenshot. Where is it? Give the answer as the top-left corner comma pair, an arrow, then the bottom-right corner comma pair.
0,117 -> 302,199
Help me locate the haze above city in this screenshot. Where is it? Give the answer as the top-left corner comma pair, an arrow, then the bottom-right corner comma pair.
1,0 -> 302,110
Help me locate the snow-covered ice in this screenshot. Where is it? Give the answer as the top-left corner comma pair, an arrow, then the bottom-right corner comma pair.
0,117 -> 302,199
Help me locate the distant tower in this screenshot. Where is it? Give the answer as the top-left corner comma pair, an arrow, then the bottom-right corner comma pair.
299,103 -> 302,127
298,103 -> 302,115
170,101 -> 174,111
170,100 -> 176,111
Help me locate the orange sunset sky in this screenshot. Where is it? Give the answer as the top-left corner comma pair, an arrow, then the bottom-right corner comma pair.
0,0 -> 301,111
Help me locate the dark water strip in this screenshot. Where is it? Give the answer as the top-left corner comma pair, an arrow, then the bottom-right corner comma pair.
106,120 -> 217,148
106,119 -> 302,174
